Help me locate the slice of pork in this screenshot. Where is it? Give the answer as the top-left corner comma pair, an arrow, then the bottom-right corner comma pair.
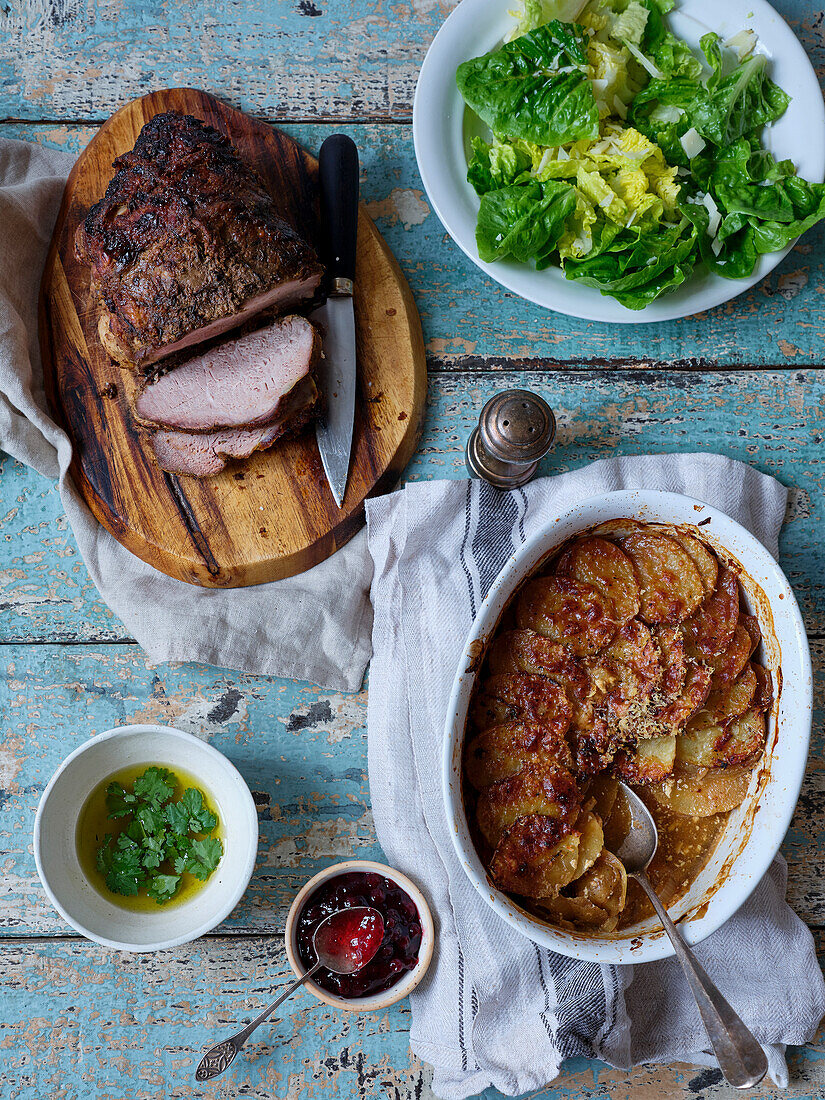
134,315 -> 321,433
100,274 -> 322,371
148,375 -> 320,477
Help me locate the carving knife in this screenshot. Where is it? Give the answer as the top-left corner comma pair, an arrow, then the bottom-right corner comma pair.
311,134 -> 359,509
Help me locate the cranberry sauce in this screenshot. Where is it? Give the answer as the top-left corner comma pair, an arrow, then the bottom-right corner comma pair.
296,871 -> 422,998
314,907 -> 384,973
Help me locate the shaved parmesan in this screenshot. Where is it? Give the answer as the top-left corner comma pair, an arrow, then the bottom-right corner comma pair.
680,127 -> 706,158
537,147 -> 556,175
725,29 -> 757,60
623,39 -> 664,79
613,94 -> 628,120
557,147 -> 570,162
711,237 -> 724,256
702,193 -> 721,237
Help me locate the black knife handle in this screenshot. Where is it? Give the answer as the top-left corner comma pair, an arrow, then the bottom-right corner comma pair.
318,134 -> 359,285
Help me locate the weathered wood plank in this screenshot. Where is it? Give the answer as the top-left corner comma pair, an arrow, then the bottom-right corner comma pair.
0,935 -> 822,1099
2,367 -> 825,641
2,640 -> 823,935
3,119 -> 825,367
0,0 -> 821,125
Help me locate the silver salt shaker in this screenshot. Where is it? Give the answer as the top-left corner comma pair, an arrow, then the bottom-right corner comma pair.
465,389 -> 556,489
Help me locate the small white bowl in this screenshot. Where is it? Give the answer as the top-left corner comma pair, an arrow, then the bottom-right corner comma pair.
443,490 -> 812,964
284,860 -> 435,1011
34,724 -> 258,952
413,0 -> 825,323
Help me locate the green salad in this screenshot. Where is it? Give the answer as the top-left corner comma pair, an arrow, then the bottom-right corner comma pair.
456,0 -> 825,309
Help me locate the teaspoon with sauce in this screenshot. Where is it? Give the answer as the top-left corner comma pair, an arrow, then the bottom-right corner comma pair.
616,782 -> 767,1090
195,906 -> 384,1082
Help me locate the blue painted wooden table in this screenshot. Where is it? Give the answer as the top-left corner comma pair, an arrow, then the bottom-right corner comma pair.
1,1 -> 824,1097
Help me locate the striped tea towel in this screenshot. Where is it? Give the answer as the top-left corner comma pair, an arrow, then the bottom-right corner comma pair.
365,453 -> 825,1098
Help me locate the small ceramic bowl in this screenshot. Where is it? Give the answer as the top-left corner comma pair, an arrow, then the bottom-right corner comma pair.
34,724 -> 258,952
284,859 -> 435,1011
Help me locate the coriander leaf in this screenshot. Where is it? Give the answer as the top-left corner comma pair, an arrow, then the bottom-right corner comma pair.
101,834 -> 144,896
147,874 -> 180,904
105,782 -> 137,819
141,834 -> 166,871
163,800 -> 191,837
135,804 -> 165,837
133,766 -> 176,808
476,179 -> 577,264
179,788 -> 218,834
456,22 -> 599,147
186,837 -> 224,881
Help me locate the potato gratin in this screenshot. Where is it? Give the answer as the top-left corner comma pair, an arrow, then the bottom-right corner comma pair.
463,520 -> 774,934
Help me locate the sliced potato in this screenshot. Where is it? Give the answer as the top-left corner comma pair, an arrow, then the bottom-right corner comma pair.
675,707 -> 765,769
675,716 -> 726,769
653,625 -> 687,701
476,760 -> 580,847
703,665 -> 757,725
556,537 -> 641,624
613,735 -> 677,784
471,673 -> 573,737
570,810 -> 605,882
487,630 -> 589,703
572,850 -> 627,931
539,892 -> 614,931
646,526 -> 719,595
491,819 -> 580,898
655,662 -> 712,730
751,663 -> 774,714
465,721 -> 572,790
719,708 -> 766,767
740,614 -> 762,657
684,567 -> 740,657
619,532 -> 705,624
590,621 -> 662,722
517,576 -> 618,656
705,623 -> 753,688
647,763 -> 755,816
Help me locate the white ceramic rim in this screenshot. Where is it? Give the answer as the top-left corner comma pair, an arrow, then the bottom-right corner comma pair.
413,0 -> 825,323
284,859 -> 435,1010
33,724 -> 259,952
442,489 -> 812,963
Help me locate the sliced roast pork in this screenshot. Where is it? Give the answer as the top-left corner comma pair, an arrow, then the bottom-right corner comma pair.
134,315 -> 321,433
76,111 -> 323,371
149,393 -> 319,477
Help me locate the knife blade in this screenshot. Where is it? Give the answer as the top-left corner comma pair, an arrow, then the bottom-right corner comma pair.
311,134 -> 360,509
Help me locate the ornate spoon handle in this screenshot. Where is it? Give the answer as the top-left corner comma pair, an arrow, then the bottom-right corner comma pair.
635,870 -> 768,1090
195,960 -> 322,1082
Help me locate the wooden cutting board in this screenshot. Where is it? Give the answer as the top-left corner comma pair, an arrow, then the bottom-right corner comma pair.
39,88 -> 427,588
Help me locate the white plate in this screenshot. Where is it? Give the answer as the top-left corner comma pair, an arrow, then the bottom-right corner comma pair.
413,0 -> 825,323
442,491 -> 812,963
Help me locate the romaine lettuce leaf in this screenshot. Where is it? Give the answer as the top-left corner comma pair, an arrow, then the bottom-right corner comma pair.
509,0 -> 588,38
476,179 -> 577,262
563,216 -> 699,307
467,137 -> 532,195
456,22 -> 600,146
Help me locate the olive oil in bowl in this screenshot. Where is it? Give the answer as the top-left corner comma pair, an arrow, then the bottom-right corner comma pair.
76,762 -> 225,913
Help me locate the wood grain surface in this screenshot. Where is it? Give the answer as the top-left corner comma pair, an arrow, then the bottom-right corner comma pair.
39,89 -> 426,587
3,1 -> 825,1096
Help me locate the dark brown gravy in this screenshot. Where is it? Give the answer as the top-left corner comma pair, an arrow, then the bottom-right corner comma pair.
617,788 -> 727,928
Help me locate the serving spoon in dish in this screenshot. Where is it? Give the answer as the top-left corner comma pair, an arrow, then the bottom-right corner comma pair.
195,906 -> 385,1082
616,782 -> 768,1090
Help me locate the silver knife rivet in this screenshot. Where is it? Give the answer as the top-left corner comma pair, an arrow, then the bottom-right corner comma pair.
465,389 -> 556,489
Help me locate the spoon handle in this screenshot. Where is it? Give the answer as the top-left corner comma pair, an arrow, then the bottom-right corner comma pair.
635,871 -> 767,1090
195,960 -> 322,1082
